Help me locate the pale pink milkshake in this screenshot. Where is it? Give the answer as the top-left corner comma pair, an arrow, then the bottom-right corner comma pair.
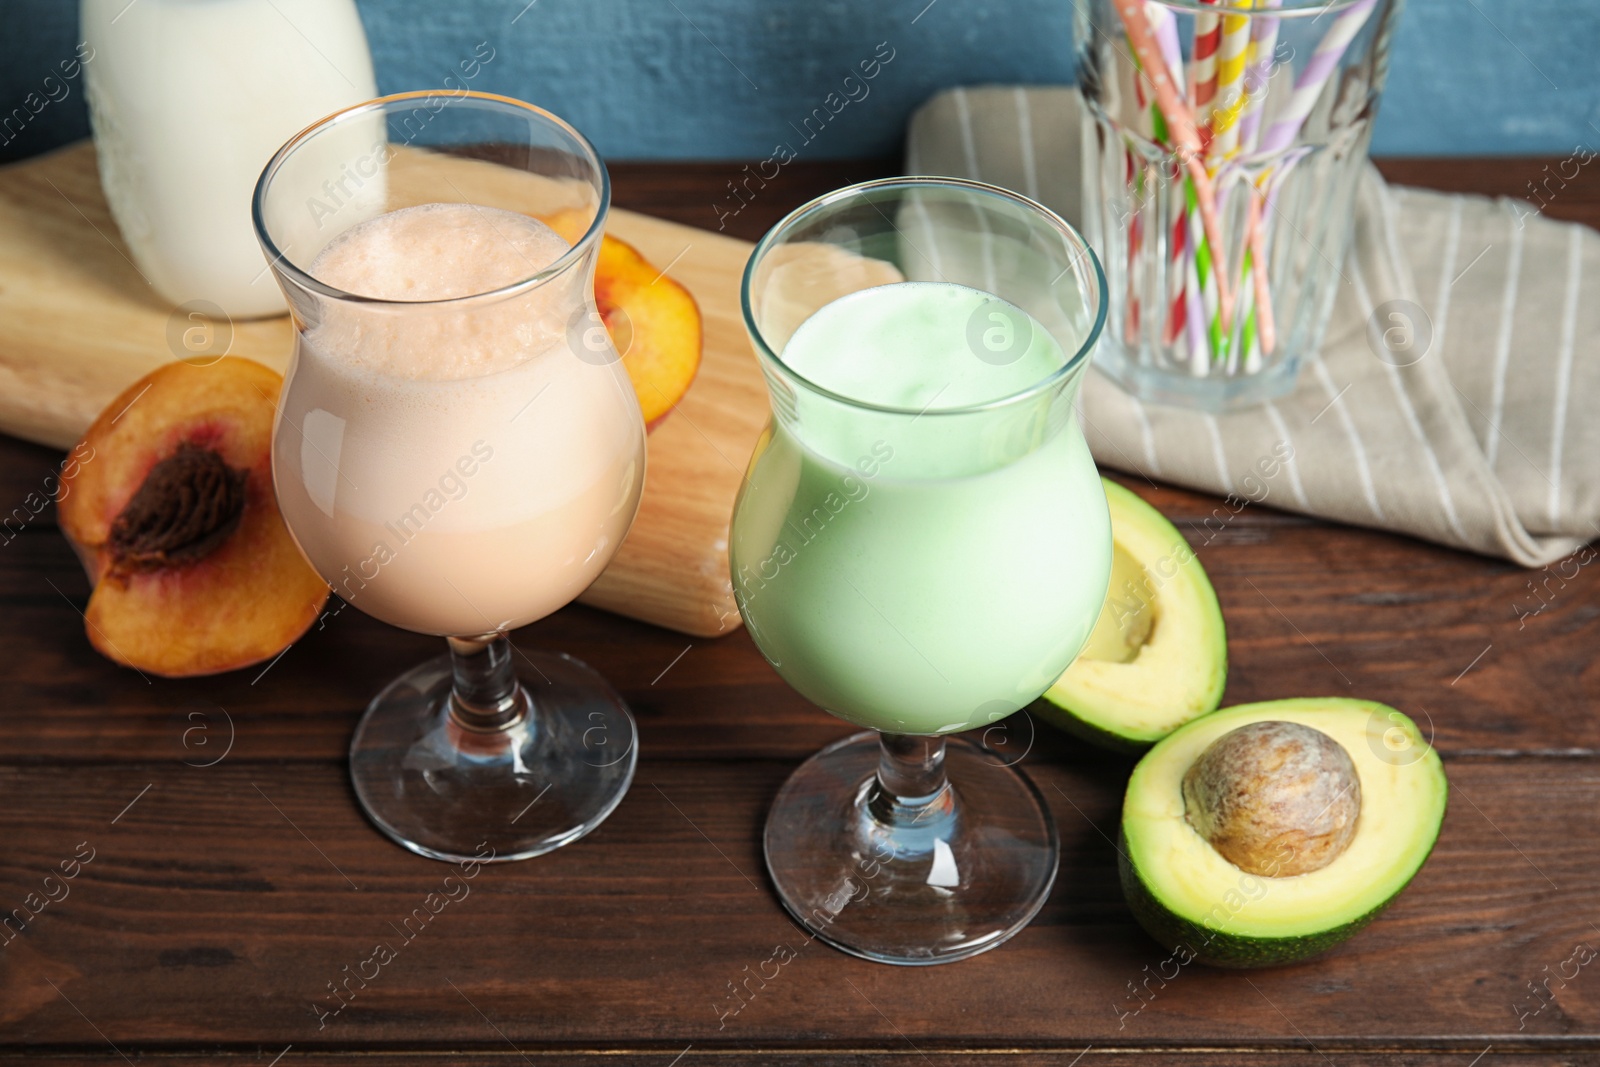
273,202 -> 645,635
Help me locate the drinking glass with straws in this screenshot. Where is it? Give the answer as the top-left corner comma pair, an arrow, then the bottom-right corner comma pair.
1077,0 -> 1399,410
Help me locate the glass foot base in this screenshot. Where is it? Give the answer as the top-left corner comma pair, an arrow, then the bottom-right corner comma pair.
1095,341 -> 1303,413
350,650 -> 637,863
763,731 -> 1058,966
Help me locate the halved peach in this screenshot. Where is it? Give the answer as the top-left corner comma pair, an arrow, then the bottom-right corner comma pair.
57,358 -> 328,677
544,210 -> 702,429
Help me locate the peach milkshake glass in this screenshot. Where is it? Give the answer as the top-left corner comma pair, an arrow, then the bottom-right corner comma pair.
253,93 -> 645,863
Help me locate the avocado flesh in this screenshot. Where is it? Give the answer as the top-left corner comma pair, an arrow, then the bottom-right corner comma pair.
1038,479 -> 1226,752
1079,543 -> 1156,664
1120,698 -> 1448,968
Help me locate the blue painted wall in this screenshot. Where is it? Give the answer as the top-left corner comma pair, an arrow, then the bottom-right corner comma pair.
2,0 -> 1596,164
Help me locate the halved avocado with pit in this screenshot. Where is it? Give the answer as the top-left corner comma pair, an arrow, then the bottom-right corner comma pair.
1037,478 -> 1226,752
1120,698 -> 1448,968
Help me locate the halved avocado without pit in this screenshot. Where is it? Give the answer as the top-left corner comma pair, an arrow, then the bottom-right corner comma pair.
1120,698 -> 1448,968
1037,478 -> 1226,752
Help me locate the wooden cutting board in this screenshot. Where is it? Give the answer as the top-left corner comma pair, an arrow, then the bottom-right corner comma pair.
0,141 -> 767,638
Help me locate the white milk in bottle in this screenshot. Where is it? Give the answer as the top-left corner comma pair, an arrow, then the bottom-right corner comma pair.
82,0 -> 378,318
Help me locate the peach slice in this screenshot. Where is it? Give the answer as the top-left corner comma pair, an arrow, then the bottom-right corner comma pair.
57,358 -> 329,677
544,210 -> 702,429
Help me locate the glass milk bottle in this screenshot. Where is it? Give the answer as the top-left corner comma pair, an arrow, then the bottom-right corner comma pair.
82,0 -> 378,319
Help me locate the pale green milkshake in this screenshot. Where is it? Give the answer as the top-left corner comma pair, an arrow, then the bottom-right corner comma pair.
731,280 -> 1111,735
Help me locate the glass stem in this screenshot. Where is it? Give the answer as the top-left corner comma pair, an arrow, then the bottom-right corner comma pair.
447,633 -> 526,732
869,733 -> 953,827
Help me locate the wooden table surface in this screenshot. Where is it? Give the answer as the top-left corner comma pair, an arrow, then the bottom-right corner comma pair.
2,157 -> 1598,1067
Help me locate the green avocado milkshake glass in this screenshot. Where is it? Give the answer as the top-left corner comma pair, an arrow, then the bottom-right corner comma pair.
733,177 -> 1112,964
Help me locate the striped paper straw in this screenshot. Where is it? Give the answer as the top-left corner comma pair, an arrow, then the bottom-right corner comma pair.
1147,1 -> 1187,92
1237,0 -> 1284,152
1239,145 -> 1309,359
1185,234 -> 1210,372
1147,3 -> 1188,347
1190,0 -> 1222,130
1112,0 -> 1235,329
1187,181 -> 1223,360
1206,1 -> 1254,162
1126,155 -> 1144,343
1259,0 -> 1379,153
1244,186 -> 1277,353
1164,205 -> 1189,345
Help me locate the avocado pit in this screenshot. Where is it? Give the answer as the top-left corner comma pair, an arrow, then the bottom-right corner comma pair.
109,443 -> 247,575
1182,720 -> 1361,877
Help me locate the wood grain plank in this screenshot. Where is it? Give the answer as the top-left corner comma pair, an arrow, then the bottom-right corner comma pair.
0,758 -> 1594,1051
1374,157 -> 1600,229
0,1055 -> 1580,1065
2,157 -> 1598,1061
611,156 -> 1600,239
0,1054 -> 1586,1066
609,159 -> 902,243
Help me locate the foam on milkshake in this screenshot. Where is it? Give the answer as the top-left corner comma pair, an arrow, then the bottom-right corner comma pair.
307,202 -> 574,380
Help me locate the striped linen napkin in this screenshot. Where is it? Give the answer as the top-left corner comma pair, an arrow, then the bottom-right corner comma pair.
906,86 -> 1599,567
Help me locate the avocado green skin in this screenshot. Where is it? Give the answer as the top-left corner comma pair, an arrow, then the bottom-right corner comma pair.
1117,820 -> 1444,968
1031,697 -> 1158,756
